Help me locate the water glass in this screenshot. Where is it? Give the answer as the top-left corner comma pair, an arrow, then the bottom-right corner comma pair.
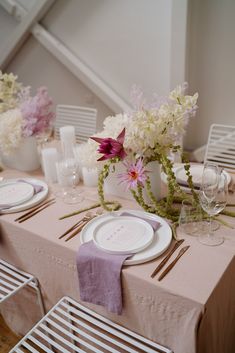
59,158 -> 84,204
179,200 -> 202,236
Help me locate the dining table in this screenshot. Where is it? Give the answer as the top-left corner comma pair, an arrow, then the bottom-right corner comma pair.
0,167 -> 235,353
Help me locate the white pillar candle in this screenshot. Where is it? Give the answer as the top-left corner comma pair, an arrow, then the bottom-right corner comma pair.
60,126 -> 76,159
82,167 -> 98,187
41,148 -> 58,183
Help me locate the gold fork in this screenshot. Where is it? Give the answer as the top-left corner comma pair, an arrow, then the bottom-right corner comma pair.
64,210 -> 103,242
59,211 -> 93,240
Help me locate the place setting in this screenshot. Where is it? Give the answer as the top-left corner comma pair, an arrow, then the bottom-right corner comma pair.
0,177 -> 50,219
161,162 -> 232,193
79,209 -> 172,265
76,208 -> 174,314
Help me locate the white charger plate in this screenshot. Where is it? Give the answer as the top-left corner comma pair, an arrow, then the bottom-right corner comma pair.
93,216 -> 154,255
80,209 -> 172,265
0,178 -> 48,214
175,164 -> 231,187
0,181 -> 34,207
161,163 -> 231,192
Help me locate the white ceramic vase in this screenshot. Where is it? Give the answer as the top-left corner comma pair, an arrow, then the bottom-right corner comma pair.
104,161 -> 161,201
1,136 -> 41,172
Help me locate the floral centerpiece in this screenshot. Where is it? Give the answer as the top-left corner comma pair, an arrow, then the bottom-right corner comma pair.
0,71 -> 55,156
85,83 -> 199,222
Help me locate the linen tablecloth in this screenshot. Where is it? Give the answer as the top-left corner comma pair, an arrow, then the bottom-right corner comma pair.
0,169 -> 235,353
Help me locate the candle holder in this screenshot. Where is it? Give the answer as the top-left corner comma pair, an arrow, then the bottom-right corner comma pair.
82,167 -> 98,187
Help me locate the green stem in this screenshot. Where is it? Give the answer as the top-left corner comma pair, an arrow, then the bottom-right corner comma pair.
59,201 -> 121,219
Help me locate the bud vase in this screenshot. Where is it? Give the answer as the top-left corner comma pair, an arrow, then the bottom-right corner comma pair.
104,161 -> 161,201
1,136 -> 40,172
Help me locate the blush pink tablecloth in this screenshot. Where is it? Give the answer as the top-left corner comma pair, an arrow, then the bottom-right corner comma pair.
1,169 -> 235,353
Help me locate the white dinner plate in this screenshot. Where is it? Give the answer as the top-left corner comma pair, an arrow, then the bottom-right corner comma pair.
175,164 -> 231,187
0,178 -> 48,214
161,163 -> 231,192
93,216 -> 154,255
81,209 -> 172,265
0,181 -> 34,207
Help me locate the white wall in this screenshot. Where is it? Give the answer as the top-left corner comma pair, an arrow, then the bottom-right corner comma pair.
6,35 -> 112,131
0,7 -> 18,53
8,0 -> 235,151
1,0 -> 188,132
185,0 -> 235,150
42,0 -> 174,100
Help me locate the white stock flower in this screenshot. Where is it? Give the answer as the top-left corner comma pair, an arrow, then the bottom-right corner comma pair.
0,108 -> 23,155
78,83 -> 198,165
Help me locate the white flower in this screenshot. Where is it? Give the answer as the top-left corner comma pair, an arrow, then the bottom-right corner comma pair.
103,113 -> 129,137
78,84 -> 198,166
0,108 -> 23,155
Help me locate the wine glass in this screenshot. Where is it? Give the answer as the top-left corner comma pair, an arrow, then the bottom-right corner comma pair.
199,170 -> 228,246
60,158 -> 84,204
200,162 -> 221,232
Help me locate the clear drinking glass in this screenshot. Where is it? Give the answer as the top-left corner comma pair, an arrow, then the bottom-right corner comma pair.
199,170 -> 228,246
200,162 -> 220,232
179,200 -> 202,236
60,158 -> 84,204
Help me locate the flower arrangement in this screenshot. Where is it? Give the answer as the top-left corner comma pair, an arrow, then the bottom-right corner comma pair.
87,83 -> 199,221
0,71 -> 55,155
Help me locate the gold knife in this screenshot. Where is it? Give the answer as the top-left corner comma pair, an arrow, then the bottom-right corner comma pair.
15,198 -> 55,221
151,239 -> 185,278
158,245 -> 190,281
18,201 -> 55,223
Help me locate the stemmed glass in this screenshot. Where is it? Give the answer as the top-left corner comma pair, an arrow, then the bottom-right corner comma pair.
60,157 -> 84,204
199,165 -> 228,246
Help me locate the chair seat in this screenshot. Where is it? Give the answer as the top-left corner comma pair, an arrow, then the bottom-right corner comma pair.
10,296 -> 172,353
0,259 -> 35,303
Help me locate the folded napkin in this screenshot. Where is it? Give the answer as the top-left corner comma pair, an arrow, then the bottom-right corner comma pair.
0,180 -> 44,211
76,212 -> 161,314
77,241 -> 131,314
18,179 -> 44,194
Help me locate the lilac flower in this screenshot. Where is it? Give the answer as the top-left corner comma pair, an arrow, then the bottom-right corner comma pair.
20,86 -> 55,137
90,128 -> 127,161
118,159 -> 148,190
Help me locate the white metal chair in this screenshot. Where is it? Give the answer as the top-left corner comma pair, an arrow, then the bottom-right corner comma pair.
204,123 -> 235,171
10,296 -> 173,353
0,259 -> 45,317
55,105 -> 97,143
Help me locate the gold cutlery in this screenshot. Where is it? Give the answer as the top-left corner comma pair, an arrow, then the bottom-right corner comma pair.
16,199 -> 55,223
14,198 -> 55,222
63,210 -> 103,242
158,245 -> 190,281
151,239 -> 185,278
64,217 -> 94,242
59,212 -> 92,239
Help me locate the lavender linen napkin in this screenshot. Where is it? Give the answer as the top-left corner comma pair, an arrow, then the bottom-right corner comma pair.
0,180 -> 44,211
18,179 -> 44,194
77,241 -> 131,315
77,212 -> 161,314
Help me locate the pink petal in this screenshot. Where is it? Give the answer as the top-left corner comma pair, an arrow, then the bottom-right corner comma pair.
90,136 -> 105,144
117,128 -> 125,144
